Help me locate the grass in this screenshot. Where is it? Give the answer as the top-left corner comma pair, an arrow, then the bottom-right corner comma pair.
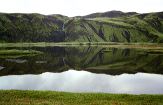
1,42 -> 163,50
0,49 -> 43,58
89,17 -> 134,28
1,12 -> 163,43
87,15 -> 163,42
0,90 -> 163,105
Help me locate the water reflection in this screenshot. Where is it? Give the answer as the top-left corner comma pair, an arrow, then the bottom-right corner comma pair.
0,46 -> 163,75
0,66 -> 4,70
0,70 -> 163,94
6,59 -> 27,63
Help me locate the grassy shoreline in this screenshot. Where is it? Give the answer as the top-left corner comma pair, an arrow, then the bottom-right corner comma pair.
1,42 -> 163,50
0,90 -> 163,105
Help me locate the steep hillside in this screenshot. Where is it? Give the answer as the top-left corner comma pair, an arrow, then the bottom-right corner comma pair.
0,11 -> 163,43
0,13 -> 69,42
65,12 -> 163,42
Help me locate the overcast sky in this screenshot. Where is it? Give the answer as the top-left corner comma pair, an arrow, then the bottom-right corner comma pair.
0,0 -> 162,17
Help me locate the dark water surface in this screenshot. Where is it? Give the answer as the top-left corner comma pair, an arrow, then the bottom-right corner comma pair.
0,46 -> 163,94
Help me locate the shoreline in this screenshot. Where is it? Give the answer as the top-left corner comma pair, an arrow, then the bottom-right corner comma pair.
1,42 -> 163,50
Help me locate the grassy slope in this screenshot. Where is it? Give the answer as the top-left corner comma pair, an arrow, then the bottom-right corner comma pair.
83,10 -> 138,18
0,90 -> 163,105
0,12 -> 163,43
0,13 -> 69,42
65,12 -> 163,43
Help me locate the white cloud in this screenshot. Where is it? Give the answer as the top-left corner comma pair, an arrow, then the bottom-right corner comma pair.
0,0 -> 162,16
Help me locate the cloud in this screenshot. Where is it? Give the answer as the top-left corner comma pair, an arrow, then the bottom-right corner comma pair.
0,0 -> 162,16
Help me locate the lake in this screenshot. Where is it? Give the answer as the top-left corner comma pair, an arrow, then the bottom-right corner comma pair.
0,46 -> 163,94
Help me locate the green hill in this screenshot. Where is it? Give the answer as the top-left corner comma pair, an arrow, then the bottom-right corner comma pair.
82,10 -> 138,18
0,11 -> 163,43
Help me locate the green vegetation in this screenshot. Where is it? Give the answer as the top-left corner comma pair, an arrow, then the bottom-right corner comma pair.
0,11 -> 163,43
1,45 -> 163,75
0,49 -> 42,58
0,90 -> 163,105
1,11 -> 163,104
1,42 -> 163,50
0,13 -> 68,42
89,17 -> 134,27
83,10 -> 137,18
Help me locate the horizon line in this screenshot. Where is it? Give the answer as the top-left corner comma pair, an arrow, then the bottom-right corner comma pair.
0,10 -> 163,17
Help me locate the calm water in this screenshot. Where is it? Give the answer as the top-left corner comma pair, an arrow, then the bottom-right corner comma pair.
0,46 -> 163,94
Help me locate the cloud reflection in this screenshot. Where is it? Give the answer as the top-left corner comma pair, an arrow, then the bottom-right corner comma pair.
0,70 -> 163,94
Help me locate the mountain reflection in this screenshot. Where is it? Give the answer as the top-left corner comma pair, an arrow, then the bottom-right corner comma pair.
0,46 -> 163,76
